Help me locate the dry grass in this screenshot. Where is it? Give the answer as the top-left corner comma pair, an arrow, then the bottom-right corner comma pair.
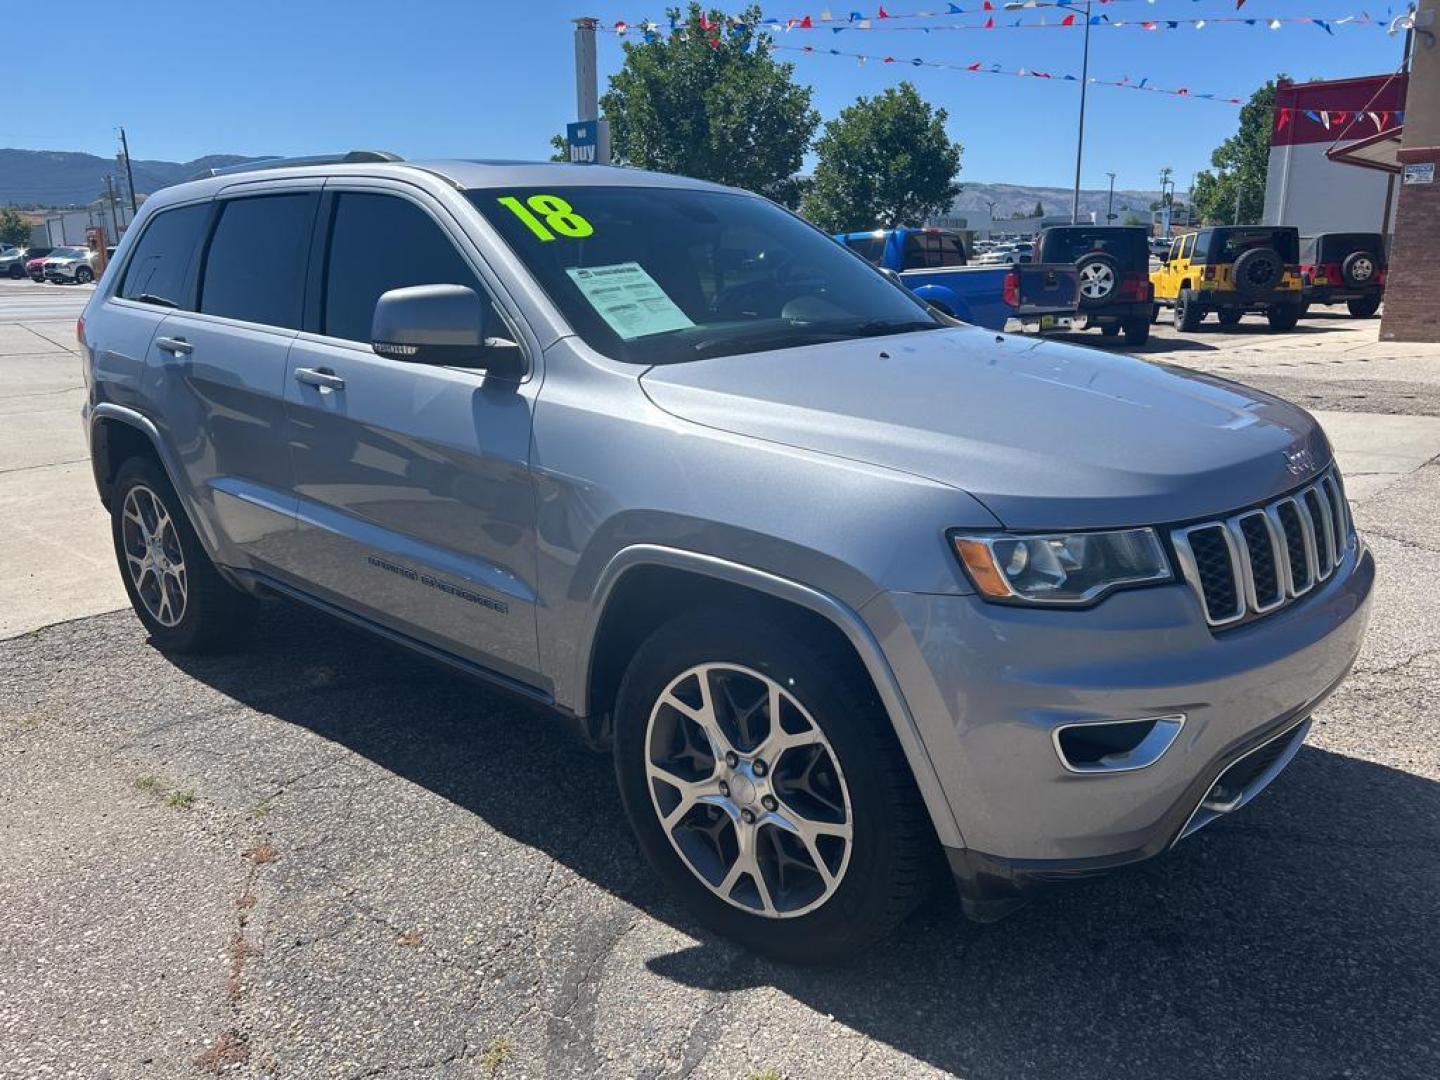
397,930 -> 425,947
164,789 -> 195,809
479,1037 -> 513,1078
134,774 -> 163,794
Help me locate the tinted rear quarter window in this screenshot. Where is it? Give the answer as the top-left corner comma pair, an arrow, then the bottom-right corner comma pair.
199,193 -> 318,329
119,203 -> 211,308
842,235 -> 886,264
322,192 -> 489,343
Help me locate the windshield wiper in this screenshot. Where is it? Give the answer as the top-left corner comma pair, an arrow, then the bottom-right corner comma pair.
688,326 -> 851,359
846,318 -> 944,337
135,293 -> 178,308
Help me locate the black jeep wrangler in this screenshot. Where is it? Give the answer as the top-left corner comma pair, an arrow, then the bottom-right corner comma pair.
1035,225 -> 1153,346
1300,232 -> 1385,318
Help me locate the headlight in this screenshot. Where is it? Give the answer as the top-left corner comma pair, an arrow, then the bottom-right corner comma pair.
950,528 -> 1171,605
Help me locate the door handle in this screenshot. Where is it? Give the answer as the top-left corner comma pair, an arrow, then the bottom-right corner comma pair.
155,336 -> 192,356
294,367 -> 345,391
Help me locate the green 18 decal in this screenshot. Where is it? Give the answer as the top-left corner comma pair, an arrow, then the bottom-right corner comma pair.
497,194 -> 594,241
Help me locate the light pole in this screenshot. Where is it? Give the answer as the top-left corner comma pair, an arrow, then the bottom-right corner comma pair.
1070,0 -> 1093,224
1105,171 -> 1116,223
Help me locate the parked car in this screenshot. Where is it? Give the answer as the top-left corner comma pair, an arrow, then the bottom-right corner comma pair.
1152,226 -> 1304,331
836,227 -> 1078,330
42,246 -> 98,284
19,247 -> 56,281
1149,236 -> 1173,259
1299,232 -> 1385,318
82,154 -> 1372,962
1034,225 -> 1153,346
0,244 -> 37,279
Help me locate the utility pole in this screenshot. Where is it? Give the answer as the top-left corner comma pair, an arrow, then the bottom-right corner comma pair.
118,127 -> 139,216
1070,0 -> 1093,224
1105,171 -> 1116,222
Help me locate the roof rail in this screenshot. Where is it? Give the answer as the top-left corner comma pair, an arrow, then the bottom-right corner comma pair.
193,150 -> 404,180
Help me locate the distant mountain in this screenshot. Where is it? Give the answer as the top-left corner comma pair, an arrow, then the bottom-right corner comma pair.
952,181 -> 1164,222
0,149 -> 264,207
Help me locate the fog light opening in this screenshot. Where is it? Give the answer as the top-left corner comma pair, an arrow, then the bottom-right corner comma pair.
1054,715 -> 1186,774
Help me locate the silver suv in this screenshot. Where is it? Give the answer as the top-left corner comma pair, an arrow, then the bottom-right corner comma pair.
80,154 -> 1374,962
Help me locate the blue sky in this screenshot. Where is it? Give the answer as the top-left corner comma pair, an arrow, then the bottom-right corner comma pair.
8,0 -> 1407,195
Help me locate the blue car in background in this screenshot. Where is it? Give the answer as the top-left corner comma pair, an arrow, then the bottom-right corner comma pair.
836,227 -> 1079,332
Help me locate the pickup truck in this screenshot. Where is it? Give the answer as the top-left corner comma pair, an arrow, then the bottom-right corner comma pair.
836,227 -> 1079,331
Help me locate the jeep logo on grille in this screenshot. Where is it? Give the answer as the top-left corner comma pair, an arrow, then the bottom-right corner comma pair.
1283,446 -> 1317,477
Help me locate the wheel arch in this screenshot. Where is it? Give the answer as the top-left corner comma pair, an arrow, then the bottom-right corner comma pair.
578,545 -> 964,849
909,284 -> 969,323
89,403 -> 225,557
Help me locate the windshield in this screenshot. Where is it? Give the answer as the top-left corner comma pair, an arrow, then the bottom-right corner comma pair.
468,186 -> 941,364
53,247 -> 85,258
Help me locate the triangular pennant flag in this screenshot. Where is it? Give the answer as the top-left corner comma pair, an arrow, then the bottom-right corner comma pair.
800,15 -> 813,28
968,61 -> 982,69
1316,19 -> 1332,34
1320,111 -> 1331,129
1062,13 -> 1075,25
1268,18 -> 1281,29
614,19 -> 628,34
879,5 -> 892,17
984,16 -> 994,27
948,3 -> 964,11
1277,107 -> 1291,130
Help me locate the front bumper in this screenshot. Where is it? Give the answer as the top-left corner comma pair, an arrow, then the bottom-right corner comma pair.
862,538 -> 1374,914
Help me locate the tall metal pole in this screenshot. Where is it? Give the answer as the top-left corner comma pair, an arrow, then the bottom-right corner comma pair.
573,17 -> 599,123
1070,0 -> 1093,224
118,127 -> 139,216
104,175 -> 120,243
1106,171 -> 1116,222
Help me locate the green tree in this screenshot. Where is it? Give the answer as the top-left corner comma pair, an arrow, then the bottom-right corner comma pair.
799,81 -> 962,232
571,4 -> 818,204
1032,200 -> 1045,218
1123,212 -> 1143,226
0,206 -> 28,248
1191,79 -> 1280,225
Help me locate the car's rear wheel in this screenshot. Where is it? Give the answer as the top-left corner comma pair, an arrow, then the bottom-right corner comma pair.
614,606 -> 933,963
74,266 -> 94,285
1122,317 -> 1150,346
7,264 -> 22,280
1347,295 -> 1382,318
1174,289 -> 1203,331
110,456 -> 255,653
1267,304 -> 1300,332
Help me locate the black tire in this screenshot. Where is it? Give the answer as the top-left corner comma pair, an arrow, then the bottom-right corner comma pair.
1174,288 -> 1204,331
1217,310 -> 1244,327
1267,304 -> 1300,332
1122,317 -> 1150,346
1099,323 -> 1120,338
1232,247 -> 1282,295
613,605 -> 934,964
1076,252 -> 1120,309
74,266 -> 94,285
1347,295 -> 1382,319
110,456 -> 256,653
7,263 -> 22,280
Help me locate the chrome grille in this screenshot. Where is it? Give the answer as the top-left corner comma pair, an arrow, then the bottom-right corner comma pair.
1172,467 -> 1353,628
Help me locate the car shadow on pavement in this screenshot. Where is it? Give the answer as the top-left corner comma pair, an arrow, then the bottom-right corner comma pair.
172,604 -> 1439,1080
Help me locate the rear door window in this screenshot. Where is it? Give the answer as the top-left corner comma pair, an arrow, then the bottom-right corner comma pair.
199,193 -> 318,329
321,192 -> 492,343
1317,233 -> 1385,263
902,231 -> 966,270
1039,228 -> 1146,268
119,203 -> 211,309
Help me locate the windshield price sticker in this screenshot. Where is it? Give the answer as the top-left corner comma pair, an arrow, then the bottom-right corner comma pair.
565,263 -> 694,340
497,194 -> 594,241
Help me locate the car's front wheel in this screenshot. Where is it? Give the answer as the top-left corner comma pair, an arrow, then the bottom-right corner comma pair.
1174,289 -> 1203,331
74,266 -> 94,285
614,606 -> 934,963
7,264 -> 21,280
110,456 -> 255,652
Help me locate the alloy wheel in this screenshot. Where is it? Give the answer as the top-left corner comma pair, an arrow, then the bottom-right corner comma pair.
1079,261 -> 1116,300
1351,256 -> 1374,282
644,662 -> 853,918
120,484 -> 188,627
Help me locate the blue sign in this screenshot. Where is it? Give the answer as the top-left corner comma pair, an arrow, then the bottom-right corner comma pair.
566,120 -> 609,165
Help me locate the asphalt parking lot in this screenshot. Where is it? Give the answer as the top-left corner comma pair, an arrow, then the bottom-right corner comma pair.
3,278 -> 1439,1079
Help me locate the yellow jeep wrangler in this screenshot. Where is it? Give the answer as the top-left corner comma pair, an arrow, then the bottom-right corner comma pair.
1152,226 -> 1304,332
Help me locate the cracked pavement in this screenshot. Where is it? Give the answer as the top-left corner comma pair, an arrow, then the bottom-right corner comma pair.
2,288 -> 1438,1079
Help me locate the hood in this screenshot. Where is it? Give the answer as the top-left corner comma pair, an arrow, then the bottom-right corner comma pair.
638,326 -> 1330,529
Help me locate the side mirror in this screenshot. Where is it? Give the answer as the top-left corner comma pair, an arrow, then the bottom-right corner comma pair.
372,284 -> 518,372
878,267 -> 904,288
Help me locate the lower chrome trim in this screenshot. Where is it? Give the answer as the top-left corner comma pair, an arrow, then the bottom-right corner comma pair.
1174,717 -> 1311,843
